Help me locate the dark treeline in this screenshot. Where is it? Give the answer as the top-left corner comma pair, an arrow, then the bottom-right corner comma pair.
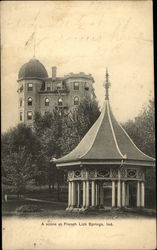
2,98 -> 100,196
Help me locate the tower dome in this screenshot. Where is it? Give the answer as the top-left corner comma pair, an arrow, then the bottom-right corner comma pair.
18,58 -> 48,80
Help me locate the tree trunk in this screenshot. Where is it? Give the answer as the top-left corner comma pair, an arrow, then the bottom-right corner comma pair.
57,182 -> 60,201
56,171 -> 60,201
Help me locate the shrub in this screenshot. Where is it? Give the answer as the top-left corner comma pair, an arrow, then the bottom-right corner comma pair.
16,205 -> 42,213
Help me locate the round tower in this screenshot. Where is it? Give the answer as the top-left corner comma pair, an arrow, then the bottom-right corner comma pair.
17,58 -> 48,127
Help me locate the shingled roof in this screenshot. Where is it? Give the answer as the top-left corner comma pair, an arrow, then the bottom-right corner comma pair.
54,71 -> 155,168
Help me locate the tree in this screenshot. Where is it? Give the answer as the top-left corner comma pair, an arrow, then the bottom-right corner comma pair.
122,98 -> 155,191
58,97 -> 100,156
33,98 -> 100,158
33,98 -> 100,196
33,111 -> 63,193
76,97 -> 100,139
2,124 -> 41,197
123,99 -> 155,158
2,147 -> 34,197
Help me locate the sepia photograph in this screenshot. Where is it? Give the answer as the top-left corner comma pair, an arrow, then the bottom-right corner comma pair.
1,1 -> 156,249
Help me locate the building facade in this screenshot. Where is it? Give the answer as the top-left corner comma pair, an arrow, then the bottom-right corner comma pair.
17,58 -> 95,127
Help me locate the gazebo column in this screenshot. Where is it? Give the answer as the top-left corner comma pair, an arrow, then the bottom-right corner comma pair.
117,180 -> 121,207
77,182 -> 81,208
95,182 -> 99,207
91,181 -> 95,208
112,180 -> 116,207
137,181 -> 141,207
68,181 -> 72,208
86,181 -> 90,208
100,183 -> 104,208
82,181 -> 86,208
71,181 -> 76,208
125,183 -> 129,207
141,181 -> 145,208
122,181 -> 126,207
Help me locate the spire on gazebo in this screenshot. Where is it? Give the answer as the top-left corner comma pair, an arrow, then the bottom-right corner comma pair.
104,67 -> 110,100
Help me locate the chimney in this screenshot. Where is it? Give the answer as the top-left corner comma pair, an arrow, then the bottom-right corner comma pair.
52,66 -> 57,79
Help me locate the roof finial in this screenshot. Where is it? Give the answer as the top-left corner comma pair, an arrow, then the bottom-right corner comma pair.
104,67 -> 110,100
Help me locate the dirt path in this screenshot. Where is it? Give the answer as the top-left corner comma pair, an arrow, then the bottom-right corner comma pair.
23,196 -> 67,205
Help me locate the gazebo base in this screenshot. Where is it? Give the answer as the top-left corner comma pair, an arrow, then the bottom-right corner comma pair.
66,206 -> 113,212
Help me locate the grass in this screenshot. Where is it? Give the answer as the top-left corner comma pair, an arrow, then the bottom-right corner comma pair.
2,197 -> 156,219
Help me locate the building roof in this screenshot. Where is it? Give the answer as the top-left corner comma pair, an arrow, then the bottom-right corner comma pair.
54,71 -> 155,168
18,58 -> 48,80
64,72 -> 94,82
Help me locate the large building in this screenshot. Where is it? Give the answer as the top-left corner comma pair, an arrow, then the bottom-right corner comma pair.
17,58 -> 95,127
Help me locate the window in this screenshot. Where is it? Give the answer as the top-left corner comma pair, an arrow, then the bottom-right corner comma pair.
19,85 -> 23,93
57,82 -> 62,90
85,82 -> 89,90
20,112 -> 23,121
47,83 -> 51,91
28,97 -> 32,106
74,82 -> 79,90
74,96 -> 79,105
20,98 -> 22,107
58,98 -> 63,106
28,83 -> 33,91
45,98 -> 49,106
27,111 -> 32,120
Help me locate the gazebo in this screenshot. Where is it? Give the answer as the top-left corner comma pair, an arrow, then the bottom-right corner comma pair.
53,70 -> 155,211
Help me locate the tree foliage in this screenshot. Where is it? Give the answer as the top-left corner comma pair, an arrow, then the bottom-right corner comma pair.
76,97 -> 100,139
123,99 -> 155,158
2,124 -> 41,196
1,98 -> 100,198
32,98 -> 100,191
122,98 -> 155,189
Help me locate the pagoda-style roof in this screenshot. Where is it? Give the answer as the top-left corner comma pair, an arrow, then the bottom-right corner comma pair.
54,71 -> 155,168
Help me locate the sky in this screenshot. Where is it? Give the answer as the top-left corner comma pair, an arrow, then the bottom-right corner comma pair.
1,1 -> 154,133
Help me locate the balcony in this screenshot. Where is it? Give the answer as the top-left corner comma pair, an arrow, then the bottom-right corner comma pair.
54,87 -> 69,94
55,102 -> 68,108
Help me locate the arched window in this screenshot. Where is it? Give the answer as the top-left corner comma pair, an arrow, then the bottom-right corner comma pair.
58,98 -> 63,106
74,96 -> 79,105
28,83 -> 33,91
74,82 -> 79,90
27,111 -> 32,120
28,97 -> 32,106
45,98 -> 49,106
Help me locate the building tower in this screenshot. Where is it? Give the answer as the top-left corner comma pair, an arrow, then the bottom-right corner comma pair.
17,58 -> 48,127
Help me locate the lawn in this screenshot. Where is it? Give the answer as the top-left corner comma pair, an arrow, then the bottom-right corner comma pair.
2,196 -> 156,219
